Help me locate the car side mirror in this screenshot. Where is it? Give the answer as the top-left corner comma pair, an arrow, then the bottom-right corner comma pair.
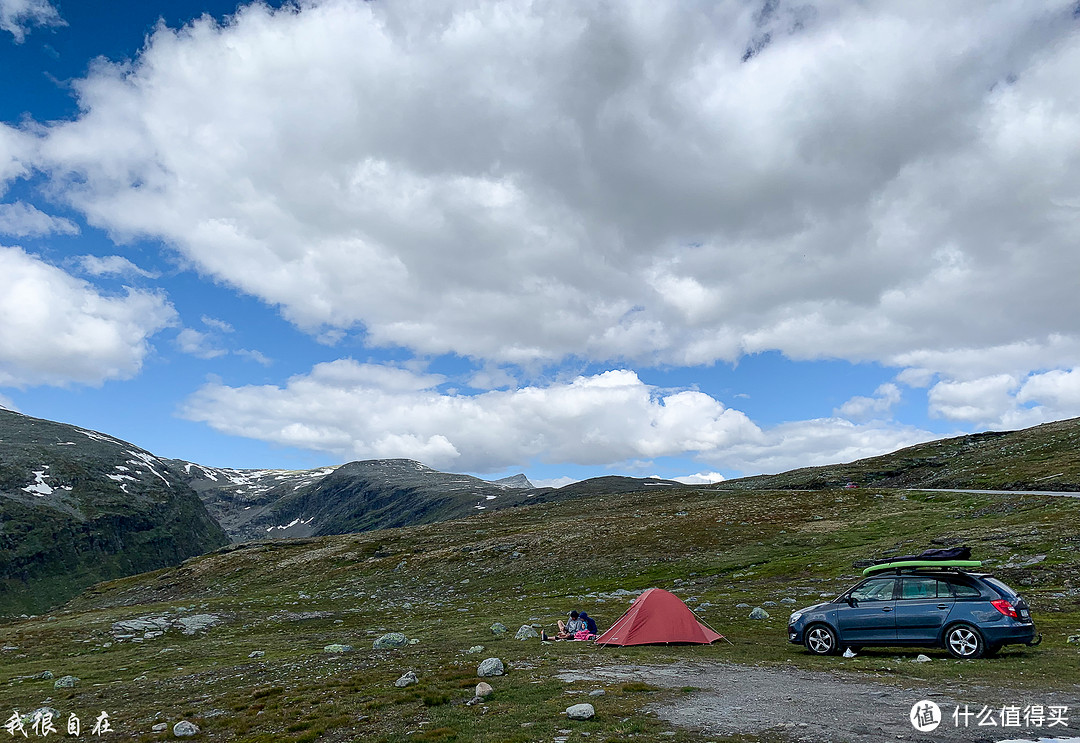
845,596 -> 857,607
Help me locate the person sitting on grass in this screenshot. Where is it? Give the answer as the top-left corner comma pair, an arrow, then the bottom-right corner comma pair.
542,611 -> 584,641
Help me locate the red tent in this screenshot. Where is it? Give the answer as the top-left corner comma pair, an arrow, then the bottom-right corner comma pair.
594,588 -> 723,646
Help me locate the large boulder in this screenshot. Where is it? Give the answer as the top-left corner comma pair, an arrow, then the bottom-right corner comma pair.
749,607 -> 770,620
173,720 -> 200,737
515,624 -> 539,640
53,675 -> 78,689
566,703 -> 595,721
490,622 -> 508,636
475,682 -> 494,698
477,657 -> 505,677
395,671 -> 418,687
372,632 -> 408,650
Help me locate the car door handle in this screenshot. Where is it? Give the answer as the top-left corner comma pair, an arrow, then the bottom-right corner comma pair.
881,607 -> 892,612
937,604 -> 949,610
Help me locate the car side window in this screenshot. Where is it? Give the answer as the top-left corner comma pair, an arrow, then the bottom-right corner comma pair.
850,578 -> 895,602
900,577 -> 939,599
949,581 -> 981,598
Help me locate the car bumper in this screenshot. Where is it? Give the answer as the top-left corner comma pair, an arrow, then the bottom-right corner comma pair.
980,621 -> 1037,646
787,624 -> 803,644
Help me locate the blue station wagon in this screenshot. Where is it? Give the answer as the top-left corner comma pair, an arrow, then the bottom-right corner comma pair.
787,569 -> 1040,658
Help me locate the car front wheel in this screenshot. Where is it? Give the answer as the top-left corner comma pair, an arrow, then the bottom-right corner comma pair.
945,624 -> 985,659
804,624 -> 838,656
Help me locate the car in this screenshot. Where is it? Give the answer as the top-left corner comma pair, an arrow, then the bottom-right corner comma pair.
787,569 -> 1040,658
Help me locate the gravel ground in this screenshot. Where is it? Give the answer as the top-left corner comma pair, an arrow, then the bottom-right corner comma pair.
558,662 -> 1080,743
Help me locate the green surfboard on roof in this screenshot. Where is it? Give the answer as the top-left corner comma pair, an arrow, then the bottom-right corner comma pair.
862,559 -> 982,576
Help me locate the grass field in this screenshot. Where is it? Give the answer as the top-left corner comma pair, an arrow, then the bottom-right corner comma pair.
2,486 -> 1078,741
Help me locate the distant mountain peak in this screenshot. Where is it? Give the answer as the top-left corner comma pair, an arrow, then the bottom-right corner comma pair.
490,473 -> 534,489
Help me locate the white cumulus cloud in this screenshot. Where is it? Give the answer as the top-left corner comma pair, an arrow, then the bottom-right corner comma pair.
0,245 -> 176,387
0,0 -> 62,43
181,362 -> 764,472
0,202 -> 78,237
75,254 -> 159,279
23,0 -> 1080,384
181,358 -> 937,475
835,383 -> 902,422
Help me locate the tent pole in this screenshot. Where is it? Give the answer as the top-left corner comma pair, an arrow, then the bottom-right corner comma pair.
691,608 -> 734,646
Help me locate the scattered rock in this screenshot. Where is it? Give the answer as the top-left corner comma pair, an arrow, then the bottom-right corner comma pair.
843,647 -> 857,658
408,638 -> 420,645
735,603 -> 751,609
490,622 -> 508,636
475,682 -> 493,698
762,601 -> 777,607
1067,634 -> 1080,644
465,645 -> 485,654
372,633 -> 407,650
515,624 -> 539,640
477,657 -> 505,677
323,644 -> 353,654
152,722 -> 167,732
248,651 -> 265,658
589,689 -> 606,697
914,654 -> 932,663
395,671 -> 418,688
780,598 -> 796,604
749,607 -> 770,620
53,675 -> 78,688
566,703 -> 595,721
465,696 -> 483,706
173,720 -> 199,737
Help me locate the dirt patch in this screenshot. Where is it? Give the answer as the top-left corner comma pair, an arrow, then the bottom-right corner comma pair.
558,662 -> 1080,742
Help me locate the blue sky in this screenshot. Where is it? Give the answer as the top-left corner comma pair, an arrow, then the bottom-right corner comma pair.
2,1 -> 1080,487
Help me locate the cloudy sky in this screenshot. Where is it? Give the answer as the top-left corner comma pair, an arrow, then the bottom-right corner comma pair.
2,0 -> 1079,486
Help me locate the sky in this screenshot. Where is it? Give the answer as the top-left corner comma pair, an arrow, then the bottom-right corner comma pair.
2,0 -> 1080,487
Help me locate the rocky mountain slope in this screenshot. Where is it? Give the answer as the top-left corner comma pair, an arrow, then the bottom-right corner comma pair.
714,416 -> 1080,492
168,459 -> 552,542
0,410 -> 228,615
168,458 -> 671,543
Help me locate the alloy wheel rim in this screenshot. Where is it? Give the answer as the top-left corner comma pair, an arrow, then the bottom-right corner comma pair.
808,628 -> 832,653
949,628 -> 978,656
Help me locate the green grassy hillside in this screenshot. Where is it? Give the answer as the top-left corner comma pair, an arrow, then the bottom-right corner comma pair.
715,416 -> 1080,492
2,485 -> 1077,742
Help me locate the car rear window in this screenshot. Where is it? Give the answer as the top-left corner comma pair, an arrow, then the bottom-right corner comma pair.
949,580 -> 982,598
984,577 -> 1018,597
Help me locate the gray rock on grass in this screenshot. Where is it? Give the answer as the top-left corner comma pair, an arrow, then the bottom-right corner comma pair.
323,644 -> 353,653
173,720 -> 200,736
515,624 -> 539,640
490,622 -> 508,636
466,645 -> 485,654
749,607 -> 770,620
395,671 -> 418,687
477,657 -> 505,677
372,632 -> 407,650
566,703 -> 595,721
53,675 -> 79,688
475,681 -> 493,698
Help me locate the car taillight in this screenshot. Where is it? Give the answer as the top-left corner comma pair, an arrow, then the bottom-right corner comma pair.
992,599 -> 1019,618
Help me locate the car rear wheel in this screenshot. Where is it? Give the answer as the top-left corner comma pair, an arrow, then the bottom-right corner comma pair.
945,624 -> 985,659
804,624 -> 838,656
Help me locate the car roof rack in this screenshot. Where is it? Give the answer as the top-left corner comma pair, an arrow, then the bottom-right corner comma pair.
861,559 -> 982,577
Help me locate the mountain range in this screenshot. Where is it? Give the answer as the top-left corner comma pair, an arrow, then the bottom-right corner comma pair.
0,409 -> 681,614
4,408 -> 1080,616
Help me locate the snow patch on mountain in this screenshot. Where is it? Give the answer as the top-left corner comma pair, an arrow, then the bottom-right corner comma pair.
22,467 -> 53,496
